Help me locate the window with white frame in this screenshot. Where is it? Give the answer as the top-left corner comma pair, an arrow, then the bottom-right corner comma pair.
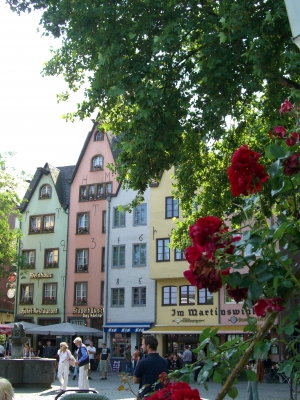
112,245 -> 125,267
88,185 -> 95,200
77,213 -> 89,234
29,215 -> 55,234
111,288 -> 125,306
180,285 -> 195,305
226,334 -> 244,342
106,182 -> 112,194
92,155 -> 103,170
43,215 -> 54,232
95,130 -> 104,141
20,284 -> 33,304
133,244 -> 146,266
134,204 -> 147,225
198,288 -> 213,305
22,250 -> 35,268
30,216 -> 41,233
75,283 -> 87,305
76,249 -> 89,272
133,287 -> 146,306
40,184 -> 51,199
113,208 -> 125,227
174,248 -> 185,261
165,197 -> 179,218
80,186 -> 87,200
156,238 -> 170,261
43,283 -> 57,304
45,249 -> 59,268
162,286 -> 177,306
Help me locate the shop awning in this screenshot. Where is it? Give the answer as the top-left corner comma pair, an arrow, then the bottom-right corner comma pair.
103,322 -> 153,333
143,325 -> 246,335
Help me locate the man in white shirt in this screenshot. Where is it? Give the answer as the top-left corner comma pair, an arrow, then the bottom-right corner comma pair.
86,341 -> 96,380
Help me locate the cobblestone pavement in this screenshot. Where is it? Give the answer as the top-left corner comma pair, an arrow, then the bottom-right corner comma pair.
12,370 -> 296,400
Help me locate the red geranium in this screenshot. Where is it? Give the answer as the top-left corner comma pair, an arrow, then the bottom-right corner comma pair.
279,99 -> 294,114
228,145 -> 269,197
254,298 -> 285,317
148,380 -> 202,400
283,153 -> 300,176
286,132 -> 300,147
226,284 -> 248,303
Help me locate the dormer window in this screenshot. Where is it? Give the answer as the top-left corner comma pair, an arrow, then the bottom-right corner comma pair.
40,184 -> 51,199
95,130 -> 104,141
92,155 -> 103,171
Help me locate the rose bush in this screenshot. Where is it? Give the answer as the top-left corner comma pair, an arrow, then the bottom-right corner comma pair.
181,99 -> 300,399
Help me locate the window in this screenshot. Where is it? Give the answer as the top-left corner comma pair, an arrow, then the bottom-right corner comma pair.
45,249 -> 59,268
225,291 -> 242,304
30,214 -> 55,234
97,184 -> 104,198
79,183 -> 112,201
134,204 -> 147,225
20,284 -> 33,304
133,244 -> 146,266
76,249 -> 89,272
226,335 -> 244,342
162,286 -> 177,306
95,130 -> 104,141
112,245 -> 125,268
113,208 -> 125,227
174,248 -> 185,261
102,211 -> 106,233
88,185 -> 95,200
75,283 -> 87,305
92,155 -> 103,171
133,287 -> 146,306
77,213 -> 89,234
111,288 -> 125,306
100,281 -> 104,305
180,285 -> 195,305
80,186 -> 87,200
101,247 -> 105,272
166,197 -> 179,218
40,184 -> 51,199
106,182 -> 112,194
156,238 -> 170,262
198,288 -> 213,305
43,283 -> 57,304
22,250 -> 35,268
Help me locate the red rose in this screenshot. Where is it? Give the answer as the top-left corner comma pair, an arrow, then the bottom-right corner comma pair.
228,145 -> 268,197
226,284 -> 248,303
269,126 -> 286,138
189,216 -> 223,246
279,99 -> 294,115
254,298 -> 285,317
286,132 -> 300,147
283,153 -> 300,176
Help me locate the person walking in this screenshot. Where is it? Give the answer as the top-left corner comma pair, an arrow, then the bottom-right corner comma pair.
182,345 -> 192,367
57,342 -> 71,391
133,336 -> 168,399
87,341 -> 96,380
124,345 -> 132,376
74,337 -> 89,390
99,342 -> 110,380
246,358 -> 260,400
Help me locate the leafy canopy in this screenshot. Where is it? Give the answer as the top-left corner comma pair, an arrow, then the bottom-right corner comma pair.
6,0 -> 300,217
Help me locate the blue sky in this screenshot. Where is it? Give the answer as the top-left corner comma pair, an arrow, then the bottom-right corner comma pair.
0,2 -> 96,177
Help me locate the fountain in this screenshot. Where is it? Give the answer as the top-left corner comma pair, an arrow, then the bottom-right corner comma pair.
0,323 -> 56,388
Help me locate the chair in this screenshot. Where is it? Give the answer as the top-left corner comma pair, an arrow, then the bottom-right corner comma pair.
264,368 -> 280,383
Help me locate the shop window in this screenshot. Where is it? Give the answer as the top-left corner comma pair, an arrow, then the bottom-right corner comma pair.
113,208 -> 125,227
165,197 -> 179,218
112,246 -> 125,268
133,287 -> 146,306
40,184 -> 51,199
45,249 -> 59,268
111,288 -> 125,307
133,204 -> 147,225
76,249 -> 89,272
22,250 -> 35,269
174,248 -> 185,261
77,213 -> 89,234
112,333 -> 131,357
43,283 -> 57,304
20,284 -> 33,304
133,244 -> 146,267
156,238 -> 170,262
198,288 -> 213,305
180,285 -> 195,305
75,282 -> 87,305
162,286 -> 177,306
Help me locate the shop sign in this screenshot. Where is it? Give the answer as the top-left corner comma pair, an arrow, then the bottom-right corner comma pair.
72,307 -> 103,318
21,308 -> 59,314
106,327 -> 146,333
30,273 -> 53,279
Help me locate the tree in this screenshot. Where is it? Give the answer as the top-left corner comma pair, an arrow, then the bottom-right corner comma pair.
0,153 -> 23,277
6,0 -> 300,217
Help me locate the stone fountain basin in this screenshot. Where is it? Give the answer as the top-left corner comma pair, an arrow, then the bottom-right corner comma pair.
0,358 -> 56,388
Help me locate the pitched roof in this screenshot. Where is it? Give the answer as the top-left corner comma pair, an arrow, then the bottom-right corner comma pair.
20,163 -> 75,211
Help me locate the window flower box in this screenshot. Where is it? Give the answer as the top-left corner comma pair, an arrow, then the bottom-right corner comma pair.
75,298 -> 87,305
30,228 -> 40,234
40,193 -> 51,199
24,262 -> 35,269
93,165 -> 102,170
42,297 -> 57,304
89,195 -> 95,200
43,226 -> 54,233
76,264 -> 88,272
45,261 -> 58,268
80,195 -> 87,200
20,298 -> 33,304
78,227 -> 89,234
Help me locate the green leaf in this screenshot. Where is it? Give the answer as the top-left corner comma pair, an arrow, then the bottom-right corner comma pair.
269,159 -> 281,177
285,325 -> 294,335
257,273 -> 273,283
268,144 -> 286,159
218,32 -> 227,43
227,272 -> 242,288
228,386 -> 238,399
273,222 -> 289,239
248,281 -> 263,302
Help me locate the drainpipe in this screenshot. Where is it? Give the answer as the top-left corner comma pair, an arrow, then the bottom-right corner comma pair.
62,204 -> 70,323
14,217 -> 22,322
104,196 -> 111,342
